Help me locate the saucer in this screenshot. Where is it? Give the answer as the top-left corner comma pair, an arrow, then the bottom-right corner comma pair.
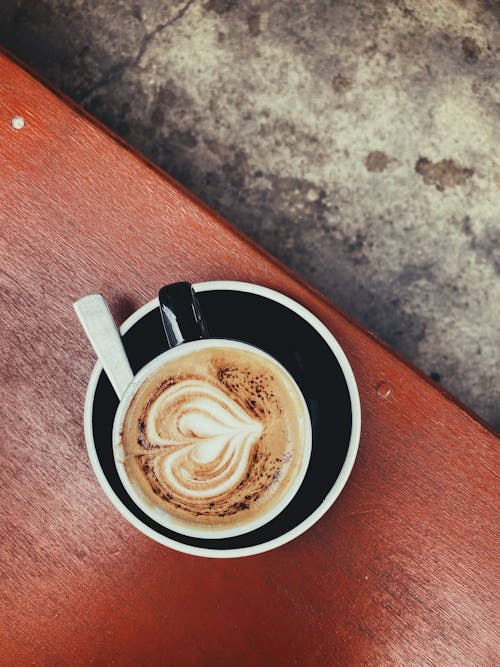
84,281 -> 361,557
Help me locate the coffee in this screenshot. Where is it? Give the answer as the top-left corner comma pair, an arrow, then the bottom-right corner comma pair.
118,344 -> 309,531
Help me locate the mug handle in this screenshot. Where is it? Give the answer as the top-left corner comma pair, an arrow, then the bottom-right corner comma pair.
158,282 -> 209,348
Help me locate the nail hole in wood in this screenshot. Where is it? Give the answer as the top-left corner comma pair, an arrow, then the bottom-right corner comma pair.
376,380 -> 392,399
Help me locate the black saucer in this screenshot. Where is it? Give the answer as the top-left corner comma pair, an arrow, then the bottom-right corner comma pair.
90,288 -> 353,550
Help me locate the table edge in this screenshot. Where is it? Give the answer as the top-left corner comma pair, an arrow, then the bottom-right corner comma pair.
1,45 -> 497,441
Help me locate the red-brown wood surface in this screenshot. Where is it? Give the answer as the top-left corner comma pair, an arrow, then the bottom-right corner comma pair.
0,51 -> 498,666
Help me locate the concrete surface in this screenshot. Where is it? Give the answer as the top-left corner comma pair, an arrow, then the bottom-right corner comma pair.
1,0 -> 499,429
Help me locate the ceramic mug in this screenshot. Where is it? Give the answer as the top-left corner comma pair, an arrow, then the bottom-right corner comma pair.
112,283 -> 313,539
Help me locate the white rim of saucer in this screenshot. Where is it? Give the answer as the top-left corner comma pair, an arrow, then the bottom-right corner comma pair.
84,280 -> 361,558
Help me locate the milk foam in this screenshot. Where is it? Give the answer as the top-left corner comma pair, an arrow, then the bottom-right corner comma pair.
120,345 -> 307,528
144,380 -> 263,500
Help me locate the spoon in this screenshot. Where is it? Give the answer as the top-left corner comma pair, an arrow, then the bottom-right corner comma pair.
73,294 -> 134,400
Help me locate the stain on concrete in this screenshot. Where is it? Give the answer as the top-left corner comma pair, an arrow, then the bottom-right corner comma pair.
131,5 -> 142,21
205,0 -> 237,16
365,151 -> 393,173
247,11 -> 269,36
13,0 -> 54,26
331,73 -> 352,94
247,13 -> 261,36
399,263 -> 435,286
462,36 -> 481,63
355,291 -> 428,361
415,158 -> 474,191
343,230 -> 369,265
460,215 -> 473,238
169,129 -> 198,148
457,216 -> 500,275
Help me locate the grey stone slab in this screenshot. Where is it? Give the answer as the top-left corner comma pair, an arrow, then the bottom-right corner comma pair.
1,0 -> 498,429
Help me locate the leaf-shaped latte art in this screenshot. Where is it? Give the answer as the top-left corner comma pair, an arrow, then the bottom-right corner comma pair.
121,347 -> 305,527
143,380 -> 264,501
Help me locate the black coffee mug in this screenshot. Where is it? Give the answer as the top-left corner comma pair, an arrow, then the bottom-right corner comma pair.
112,282 -> 313,541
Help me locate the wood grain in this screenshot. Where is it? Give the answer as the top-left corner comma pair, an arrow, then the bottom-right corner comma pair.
0,50 -> 498,666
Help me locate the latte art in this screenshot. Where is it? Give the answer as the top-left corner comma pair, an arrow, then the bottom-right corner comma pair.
142,379 -> 263,500
118,345 -> 309,531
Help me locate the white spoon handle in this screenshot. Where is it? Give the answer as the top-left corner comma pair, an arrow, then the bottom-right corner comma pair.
74,294 -> 134,400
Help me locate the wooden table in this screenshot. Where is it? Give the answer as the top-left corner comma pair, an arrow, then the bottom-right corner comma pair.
1,50 -> 498,665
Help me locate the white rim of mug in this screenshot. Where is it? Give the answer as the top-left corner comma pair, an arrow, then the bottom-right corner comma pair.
112,338 -> 313,539
84,280 -> 361,558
